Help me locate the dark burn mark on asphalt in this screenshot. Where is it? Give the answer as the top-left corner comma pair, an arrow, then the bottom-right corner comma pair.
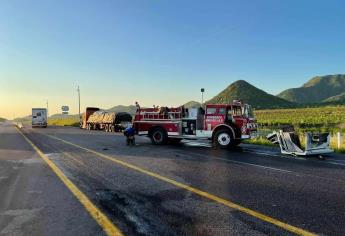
24,128 -> 345,235
95,188 -> 193,236
31,143 -> 188,236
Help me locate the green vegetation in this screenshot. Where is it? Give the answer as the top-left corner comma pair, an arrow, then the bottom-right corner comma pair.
207,80 -> 294,109
0,117 -> 6,122
278,74 -> 345,104
251,106 -> 345,153
243,136 -> 275,146
254,106 -> 345,132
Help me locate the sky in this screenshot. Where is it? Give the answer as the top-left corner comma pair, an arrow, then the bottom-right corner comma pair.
1,0 -> 345,119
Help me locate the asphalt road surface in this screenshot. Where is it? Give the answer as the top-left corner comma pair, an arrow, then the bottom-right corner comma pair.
1,122 -> 345,236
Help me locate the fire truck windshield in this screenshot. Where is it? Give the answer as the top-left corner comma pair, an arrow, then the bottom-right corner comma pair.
244,105 -> 254,118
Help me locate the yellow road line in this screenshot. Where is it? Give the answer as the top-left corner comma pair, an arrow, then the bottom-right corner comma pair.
16,128 -> 123,236
44,133 -> 315,236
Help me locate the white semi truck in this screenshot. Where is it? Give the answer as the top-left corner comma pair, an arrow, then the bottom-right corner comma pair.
32,108 -> 47,128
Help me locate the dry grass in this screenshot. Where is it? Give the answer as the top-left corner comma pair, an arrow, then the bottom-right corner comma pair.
48,117 -> 80,127
243,136 -> 275,146
330,134 -> 345,153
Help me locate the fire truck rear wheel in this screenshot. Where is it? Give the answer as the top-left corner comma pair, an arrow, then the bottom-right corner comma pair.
150,128 -> 168,145
214,129 -> 234,149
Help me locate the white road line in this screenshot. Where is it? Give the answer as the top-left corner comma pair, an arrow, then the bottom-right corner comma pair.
188,152 -> 292,173
216,157 -> 293,173
184,151 -> 345,183
243,149 -> 345,167
326,158 -> 345,162
242,149 -> 309,160
247,151 -> 281,157
325,161 -> 345,166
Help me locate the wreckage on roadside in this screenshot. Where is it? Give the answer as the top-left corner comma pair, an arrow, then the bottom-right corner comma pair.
267,126 -> 333,158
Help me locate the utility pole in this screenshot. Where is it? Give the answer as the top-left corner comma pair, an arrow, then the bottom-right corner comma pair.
77,86 -> 81,122
46,100 -> 49,118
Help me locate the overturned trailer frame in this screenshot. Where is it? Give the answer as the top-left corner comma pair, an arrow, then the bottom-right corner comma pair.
267,128 -> 333,157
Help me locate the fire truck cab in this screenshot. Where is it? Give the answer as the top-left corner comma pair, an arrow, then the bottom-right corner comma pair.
133,101 -> 257,149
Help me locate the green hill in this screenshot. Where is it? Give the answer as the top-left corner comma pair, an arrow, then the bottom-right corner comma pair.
207,80 -> 294,109
13,116 -> 30,122
278,74 -> 345,103
0,117 -> 6,122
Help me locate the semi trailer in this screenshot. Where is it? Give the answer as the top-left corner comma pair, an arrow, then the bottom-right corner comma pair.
80,107 -> 132,132
32,108 -> 47,128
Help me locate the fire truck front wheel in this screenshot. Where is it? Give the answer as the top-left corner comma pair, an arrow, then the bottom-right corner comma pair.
150,127 -> 168,145
214,129 -> 234,149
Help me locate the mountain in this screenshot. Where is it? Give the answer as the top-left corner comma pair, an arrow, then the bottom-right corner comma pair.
183,101 -> 201,108
13,116 -> 31,122
107,105 -> 137,116
323,92 -> 345,103
207,80 -> 294,109
278,74 -> 345,103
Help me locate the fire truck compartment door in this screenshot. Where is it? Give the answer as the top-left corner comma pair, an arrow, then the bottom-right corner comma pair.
182,119 -> 196,135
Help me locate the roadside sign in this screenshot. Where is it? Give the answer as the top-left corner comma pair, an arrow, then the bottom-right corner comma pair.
61,106 -> 69,112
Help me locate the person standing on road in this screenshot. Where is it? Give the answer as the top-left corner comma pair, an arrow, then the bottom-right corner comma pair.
124,126 -> 136,146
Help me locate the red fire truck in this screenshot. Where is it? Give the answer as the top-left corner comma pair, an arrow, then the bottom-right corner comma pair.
133,101 -> 257,149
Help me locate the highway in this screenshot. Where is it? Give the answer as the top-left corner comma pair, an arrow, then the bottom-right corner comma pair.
1,122 -> 345,236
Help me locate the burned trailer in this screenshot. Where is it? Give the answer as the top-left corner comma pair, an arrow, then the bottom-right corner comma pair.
84,109 -> 132,132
